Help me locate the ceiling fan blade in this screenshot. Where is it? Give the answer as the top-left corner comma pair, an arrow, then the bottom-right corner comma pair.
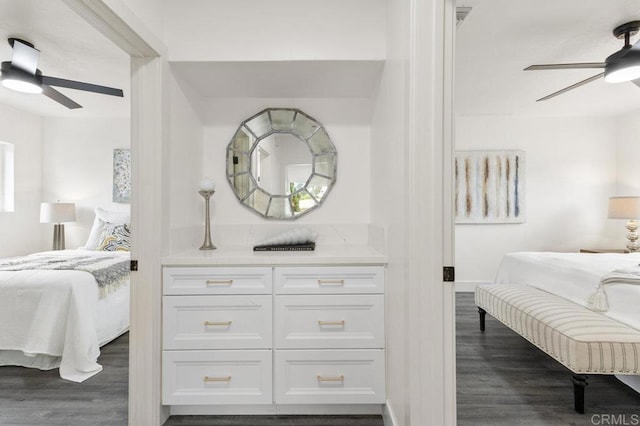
536,72 -> 604,102
42,84 -> 82,109
634,78 -> 640,88
41,75 -> 123,97
525,63 -> 606,71
10,39 -> 39,74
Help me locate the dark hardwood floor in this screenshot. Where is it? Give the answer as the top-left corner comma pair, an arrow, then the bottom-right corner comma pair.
1,296 -> 638,425
456,292 -> 640,426
0,331 -> 129,425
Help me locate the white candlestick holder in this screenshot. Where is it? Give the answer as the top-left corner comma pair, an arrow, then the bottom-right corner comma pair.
199,190 -> 216,250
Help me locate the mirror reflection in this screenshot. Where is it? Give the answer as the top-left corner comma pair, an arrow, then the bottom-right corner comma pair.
226,108 -> 337,219
250,133 -> 312,196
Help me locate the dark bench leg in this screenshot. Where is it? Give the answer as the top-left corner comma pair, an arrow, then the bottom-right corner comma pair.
478,307 -> 486,332
571,374 -> 588,414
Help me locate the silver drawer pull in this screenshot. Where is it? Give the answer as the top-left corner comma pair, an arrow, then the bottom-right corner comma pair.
317,375 -> 344,382
318,320 -> 345,326
317,279 -> 345,286
204,321 -> 232,326
206,279 -> 234,286
204,375 -> 232,382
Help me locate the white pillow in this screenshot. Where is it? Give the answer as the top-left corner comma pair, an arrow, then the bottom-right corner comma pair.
81,207 -> 130,250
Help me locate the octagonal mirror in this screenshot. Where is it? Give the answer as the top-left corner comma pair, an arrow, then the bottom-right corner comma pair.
226,108 -> 337,219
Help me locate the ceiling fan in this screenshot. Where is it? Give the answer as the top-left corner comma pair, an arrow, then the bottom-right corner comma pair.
0,38 -> 123,109
525,21 -> 640,101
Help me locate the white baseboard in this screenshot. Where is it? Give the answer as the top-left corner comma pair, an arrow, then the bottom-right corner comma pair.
383,401 -> 397,426
454,280 -> 491,293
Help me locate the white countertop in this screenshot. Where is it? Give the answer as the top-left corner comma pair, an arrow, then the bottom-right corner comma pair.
162,245 -> 387,266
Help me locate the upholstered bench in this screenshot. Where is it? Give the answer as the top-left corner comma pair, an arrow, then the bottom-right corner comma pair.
475,284 -> 640,413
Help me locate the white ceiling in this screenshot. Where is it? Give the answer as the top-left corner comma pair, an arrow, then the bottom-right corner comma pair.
456,0 -> 640,117
6,0 -> 639,120
0,0 -> 129,118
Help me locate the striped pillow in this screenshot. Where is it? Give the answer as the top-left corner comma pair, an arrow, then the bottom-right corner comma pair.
96,223 -> 131,251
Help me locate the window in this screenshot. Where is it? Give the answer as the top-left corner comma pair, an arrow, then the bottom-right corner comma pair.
0,141 -> 14,212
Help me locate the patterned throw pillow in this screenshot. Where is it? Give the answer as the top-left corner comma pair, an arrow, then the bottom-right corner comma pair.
96,223 -> 131,251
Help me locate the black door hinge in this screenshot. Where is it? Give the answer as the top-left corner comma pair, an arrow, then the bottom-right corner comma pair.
443,266 -> 455,282
130,260 -> 138,271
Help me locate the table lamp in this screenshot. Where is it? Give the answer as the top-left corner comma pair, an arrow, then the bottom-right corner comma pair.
608,196 -> 640,252
40,202 -> 76,250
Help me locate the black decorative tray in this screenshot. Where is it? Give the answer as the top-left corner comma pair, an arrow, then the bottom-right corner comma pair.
253,242 -> 316,252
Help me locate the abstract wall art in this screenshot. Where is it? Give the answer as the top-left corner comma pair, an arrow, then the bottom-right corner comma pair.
455,150 -> 525,224
112,148 -> 131,203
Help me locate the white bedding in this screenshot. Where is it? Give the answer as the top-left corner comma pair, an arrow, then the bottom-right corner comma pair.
493,251 -> 640,392
0,250 -> 130,382
494,252 -> 640,331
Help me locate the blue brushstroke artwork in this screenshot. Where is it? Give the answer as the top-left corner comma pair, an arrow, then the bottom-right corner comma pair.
454,150 -> 526,224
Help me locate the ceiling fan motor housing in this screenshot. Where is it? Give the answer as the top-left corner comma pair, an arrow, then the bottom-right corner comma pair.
0,61 -> 43,93
604,47 -> 640,83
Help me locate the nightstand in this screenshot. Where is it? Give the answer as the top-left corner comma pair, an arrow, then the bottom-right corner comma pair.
579,249 -> 629,254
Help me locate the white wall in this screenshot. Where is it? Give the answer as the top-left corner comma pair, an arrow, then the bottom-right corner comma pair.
455,115 -> 619,284
371,0 -> 409,424
167,71 -> 204,252
163,0 -> 386,62
615,110 -> 640,195
0,104 -> 42,257
41,117 -> 130,250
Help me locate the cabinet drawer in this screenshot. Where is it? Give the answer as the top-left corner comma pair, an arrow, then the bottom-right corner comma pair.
163,267 -> 272,295
275,295 -> 384,349
275,266 -> 384,294
162,350 -> 272,405
163,295 -> 272,350
274,349 -> 385,404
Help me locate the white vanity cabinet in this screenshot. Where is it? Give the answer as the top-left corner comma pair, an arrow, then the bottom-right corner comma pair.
161,259 -> 385,413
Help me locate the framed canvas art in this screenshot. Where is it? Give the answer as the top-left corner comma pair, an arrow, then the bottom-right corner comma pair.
455,150 -> 525,224
112,148 -> 131,203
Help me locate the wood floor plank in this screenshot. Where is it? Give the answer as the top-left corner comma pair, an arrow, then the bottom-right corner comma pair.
456,292 -> 640,426
0,332 -> 128,425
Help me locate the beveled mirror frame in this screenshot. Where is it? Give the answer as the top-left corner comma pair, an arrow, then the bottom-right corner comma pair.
226,108 -> 337,219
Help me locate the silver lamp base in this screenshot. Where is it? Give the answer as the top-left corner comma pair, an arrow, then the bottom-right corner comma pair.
52,223 -> 65,250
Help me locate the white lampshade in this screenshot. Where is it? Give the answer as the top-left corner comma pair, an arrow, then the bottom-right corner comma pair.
608,197 -> 640,219
40,202 -> 76,223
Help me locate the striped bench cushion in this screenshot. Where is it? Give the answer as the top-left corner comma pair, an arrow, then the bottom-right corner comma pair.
475,285 -> 640,375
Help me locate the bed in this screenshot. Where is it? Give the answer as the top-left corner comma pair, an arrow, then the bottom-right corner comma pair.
0,208 -> 131,383
492,251 -> 640,394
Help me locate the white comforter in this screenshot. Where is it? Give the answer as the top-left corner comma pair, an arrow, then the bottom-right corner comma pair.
0,250 -> 129,382
494,252 -> 640,331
